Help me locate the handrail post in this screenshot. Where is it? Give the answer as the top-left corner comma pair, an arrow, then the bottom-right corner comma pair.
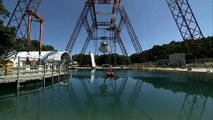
51,59 -> 54,84
58,61 -> 61,82
17,57 -> 20,89
43,62 -> 46,86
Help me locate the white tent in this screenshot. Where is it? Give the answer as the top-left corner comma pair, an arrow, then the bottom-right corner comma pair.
8,51 -> 71,67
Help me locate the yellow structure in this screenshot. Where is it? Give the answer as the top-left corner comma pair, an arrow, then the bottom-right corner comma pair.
3,60 -> 14,73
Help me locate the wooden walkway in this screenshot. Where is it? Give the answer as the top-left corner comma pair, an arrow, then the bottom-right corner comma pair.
0,72 -> 63,84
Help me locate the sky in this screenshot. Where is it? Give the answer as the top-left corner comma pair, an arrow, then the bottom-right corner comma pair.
3,0 -> 213,55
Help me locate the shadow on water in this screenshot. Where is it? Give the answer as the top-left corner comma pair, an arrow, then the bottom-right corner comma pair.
130,70 -> 213,120
0,74 -> 70,99
0,70 -> 212,120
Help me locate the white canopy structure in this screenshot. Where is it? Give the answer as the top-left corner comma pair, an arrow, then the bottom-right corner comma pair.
8,51 -> 71,67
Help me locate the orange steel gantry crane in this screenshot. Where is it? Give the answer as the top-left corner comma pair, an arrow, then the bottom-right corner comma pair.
26,10 -> 44,56
7,0 -> 43,58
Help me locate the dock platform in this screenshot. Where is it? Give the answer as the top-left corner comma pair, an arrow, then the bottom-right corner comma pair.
0,72 -> 64,84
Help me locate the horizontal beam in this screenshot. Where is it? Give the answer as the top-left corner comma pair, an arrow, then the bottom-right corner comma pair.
96,12 -> 112,15
87,0 -> 114,4
27,10 -> 44,22
97,22 -> 111,26
92,37 -> 114,40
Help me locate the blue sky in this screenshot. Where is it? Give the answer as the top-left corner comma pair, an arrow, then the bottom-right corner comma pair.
3,0 -> 213,55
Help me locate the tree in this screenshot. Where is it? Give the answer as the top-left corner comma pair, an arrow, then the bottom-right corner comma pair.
42,45 -> 54,51
72,53 -> 131,66
72,54 -> 91,66
18,39 -> 55,51
130,37 -> 213,64
0,26 -> 16,57
0,0 -> 10,23
0,0 -> 16,60
0,1 -> 54,60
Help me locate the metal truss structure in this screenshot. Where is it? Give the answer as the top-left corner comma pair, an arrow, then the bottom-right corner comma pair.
65,0 -> 144,58
8,0 -> 204,60
65,0 -> 204,61
7,0 -> 42,39
6,0 -> 42,58
166,0 -> 204,54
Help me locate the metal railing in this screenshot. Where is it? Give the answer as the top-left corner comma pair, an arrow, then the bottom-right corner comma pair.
0,57 -> 69,88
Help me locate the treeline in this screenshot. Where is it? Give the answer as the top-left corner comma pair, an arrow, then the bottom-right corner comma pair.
72,53 -> 130,66
73,36 -> 213,65
140,36 -> 213,62
0,0 -> 54,60
17,39 -> 55,51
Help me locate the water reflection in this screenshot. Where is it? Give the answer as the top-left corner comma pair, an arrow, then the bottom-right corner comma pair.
131,71 -> 213,120
0,70 -> 212,120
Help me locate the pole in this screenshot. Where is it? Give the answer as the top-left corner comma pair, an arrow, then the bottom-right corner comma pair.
27,13 -> 32,54
26,13 -> 32,65
43,62 -> 46,86
39,21 -> 44,57
51,60 -> 54,83
58,61 -> 61,82
17,56 -> 20,89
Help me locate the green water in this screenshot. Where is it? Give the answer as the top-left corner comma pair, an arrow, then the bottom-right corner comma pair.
0,70 -> 213,120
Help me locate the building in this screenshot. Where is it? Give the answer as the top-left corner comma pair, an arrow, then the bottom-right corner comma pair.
169,53 -> 186,67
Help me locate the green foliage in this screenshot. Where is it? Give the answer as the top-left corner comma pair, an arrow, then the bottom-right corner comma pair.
1,30 -> 54,57
0,27 -> 16,57
0,1 -> 54,59
130,37 -> 213,63
72,53 -> 130,66
42,45 -> 54,51
28,40 -> 54,51
129,53 -> 141,63
72,54 -> 91,66
97,53 -> 130,65
73,37 -> 213,65
0,0 -> 15,59
20,40 -> 55,51
0,0 -> 10,21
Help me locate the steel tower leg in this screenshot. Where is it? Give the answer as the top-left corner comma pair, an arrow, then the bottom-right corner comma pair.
113,27 -> 128,56
65,5 -> 90,53
166,0 -> 204,40
81,33 -> 93,54
7,0 -> 42,39
81,15 -> 95,54
118,5 -> 146,62
166,0 -> 204,55
118,5 -> 143,54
